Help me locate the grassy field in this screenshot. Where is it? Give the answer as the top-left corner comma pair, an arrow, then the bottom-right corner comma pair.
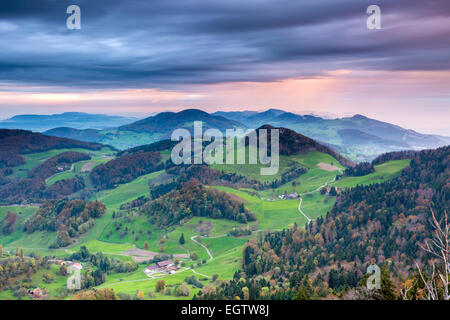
193,242 -> 244,279
0,206 -> 58,251
211,144 -> 302,183
213,186 -> 309,230
12,147 -> 115,179
0,206 -> 39,246
46,157 -> 112,186
95,267 -> 204,300
332,159 -> 410,188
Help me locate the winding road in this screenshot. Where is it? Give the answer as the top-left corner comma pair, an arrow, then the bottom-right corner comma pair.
297,171 -> 341,224
297,197 -> 312,223
190,234 -> 226,262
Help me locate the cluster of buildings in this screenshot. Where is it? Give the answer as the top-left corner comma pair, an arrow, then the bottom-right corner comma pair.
49,259 -> 83,272
143,259 -> 179,276
278,192 -> 299,200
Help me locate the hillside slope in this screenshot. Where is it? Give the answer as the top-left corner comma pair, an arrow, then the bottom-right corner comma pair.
256,125 -> 354,167
197,145 -> 450,300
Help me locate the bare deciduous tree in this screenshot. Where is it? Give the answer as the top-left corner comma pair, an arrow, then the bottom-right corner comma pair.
414,210 -> 449,300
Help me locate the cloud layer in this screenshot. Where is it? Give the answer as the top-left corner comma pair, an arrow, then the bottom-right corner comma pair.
1,0 -> 449,88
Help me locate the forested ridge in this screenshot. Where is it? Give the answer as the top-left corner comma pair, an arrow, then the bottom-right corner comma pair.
0,129 -> 102,162
142,179 -> 256,227
90,150 -> 166,190
255,125 -> 354,167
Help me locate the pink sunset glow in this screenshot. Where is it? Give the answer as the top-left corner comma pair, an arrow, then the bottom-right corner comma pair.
1,69 -> 449,135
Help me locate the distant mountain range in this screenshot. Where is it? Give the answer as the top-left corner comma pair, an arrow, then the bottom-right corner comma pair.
213,109 -> 450,161
1,109 -> 449,162
120,109 -> 243,134
0,112 -> 138,132
44,109 -> 244,150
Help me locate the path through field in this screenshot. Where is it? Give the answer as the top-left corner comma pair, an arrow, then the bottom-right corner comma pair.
191,234 -> 227,261
297,170 -> 340,223
297,197 -> 312,223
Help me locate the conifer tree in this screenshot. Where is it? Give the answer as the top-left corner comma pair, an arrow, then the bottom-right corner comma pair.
179,233 -> 185,245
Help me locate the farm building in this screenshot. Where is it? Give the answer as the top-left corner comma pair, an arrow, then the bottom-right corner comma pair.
144,259 -> 178,276
279,192 -> 299,200
156,259 -> 174,268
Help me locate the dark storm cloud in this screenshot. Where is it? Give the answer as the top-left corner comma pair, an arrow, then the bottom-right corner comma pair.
0,0 -> 449,88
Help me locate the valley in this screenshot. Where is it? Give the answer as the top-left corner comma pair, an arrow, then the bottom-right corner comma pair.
0,127 -> 414,299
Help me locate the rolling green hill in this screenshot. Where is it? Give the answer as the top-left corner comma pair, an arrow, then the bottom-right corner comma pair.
0,127 -> 424,300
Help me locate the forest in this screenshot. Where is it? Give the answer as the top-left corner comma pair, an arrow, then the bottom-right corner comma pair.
342,162 -> 374,177
90,150 -> 165,190
142,179 -> 256,227
0,129 -> 102,157
23,199 -> 106,248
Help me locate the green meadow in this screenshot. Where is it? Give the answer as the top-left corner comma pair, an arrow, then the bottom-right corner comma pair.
332,159 -> 410,188
12,147 -> 114,179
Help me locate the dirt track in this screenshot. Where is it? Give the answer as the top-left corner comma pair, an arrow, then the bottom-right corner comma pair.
317,162 -> 339,171
81,162 -> 96,172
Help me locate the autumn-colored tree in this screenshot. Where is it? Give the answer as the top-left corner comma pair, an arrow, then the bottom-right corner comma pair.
0,244 -> 3,257
144,242 -> 149,250
242,286 -> 249,300
71,291 -> 97,300
136,290 -> 145,300
176,283 -> 190,297
155,279 -> 165,293
72,288 -> 118,300
19,247 -> 24,259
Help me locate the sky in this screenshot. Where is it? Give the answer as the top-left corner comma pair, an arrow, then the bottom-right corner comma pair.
0,0 -> 449,135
